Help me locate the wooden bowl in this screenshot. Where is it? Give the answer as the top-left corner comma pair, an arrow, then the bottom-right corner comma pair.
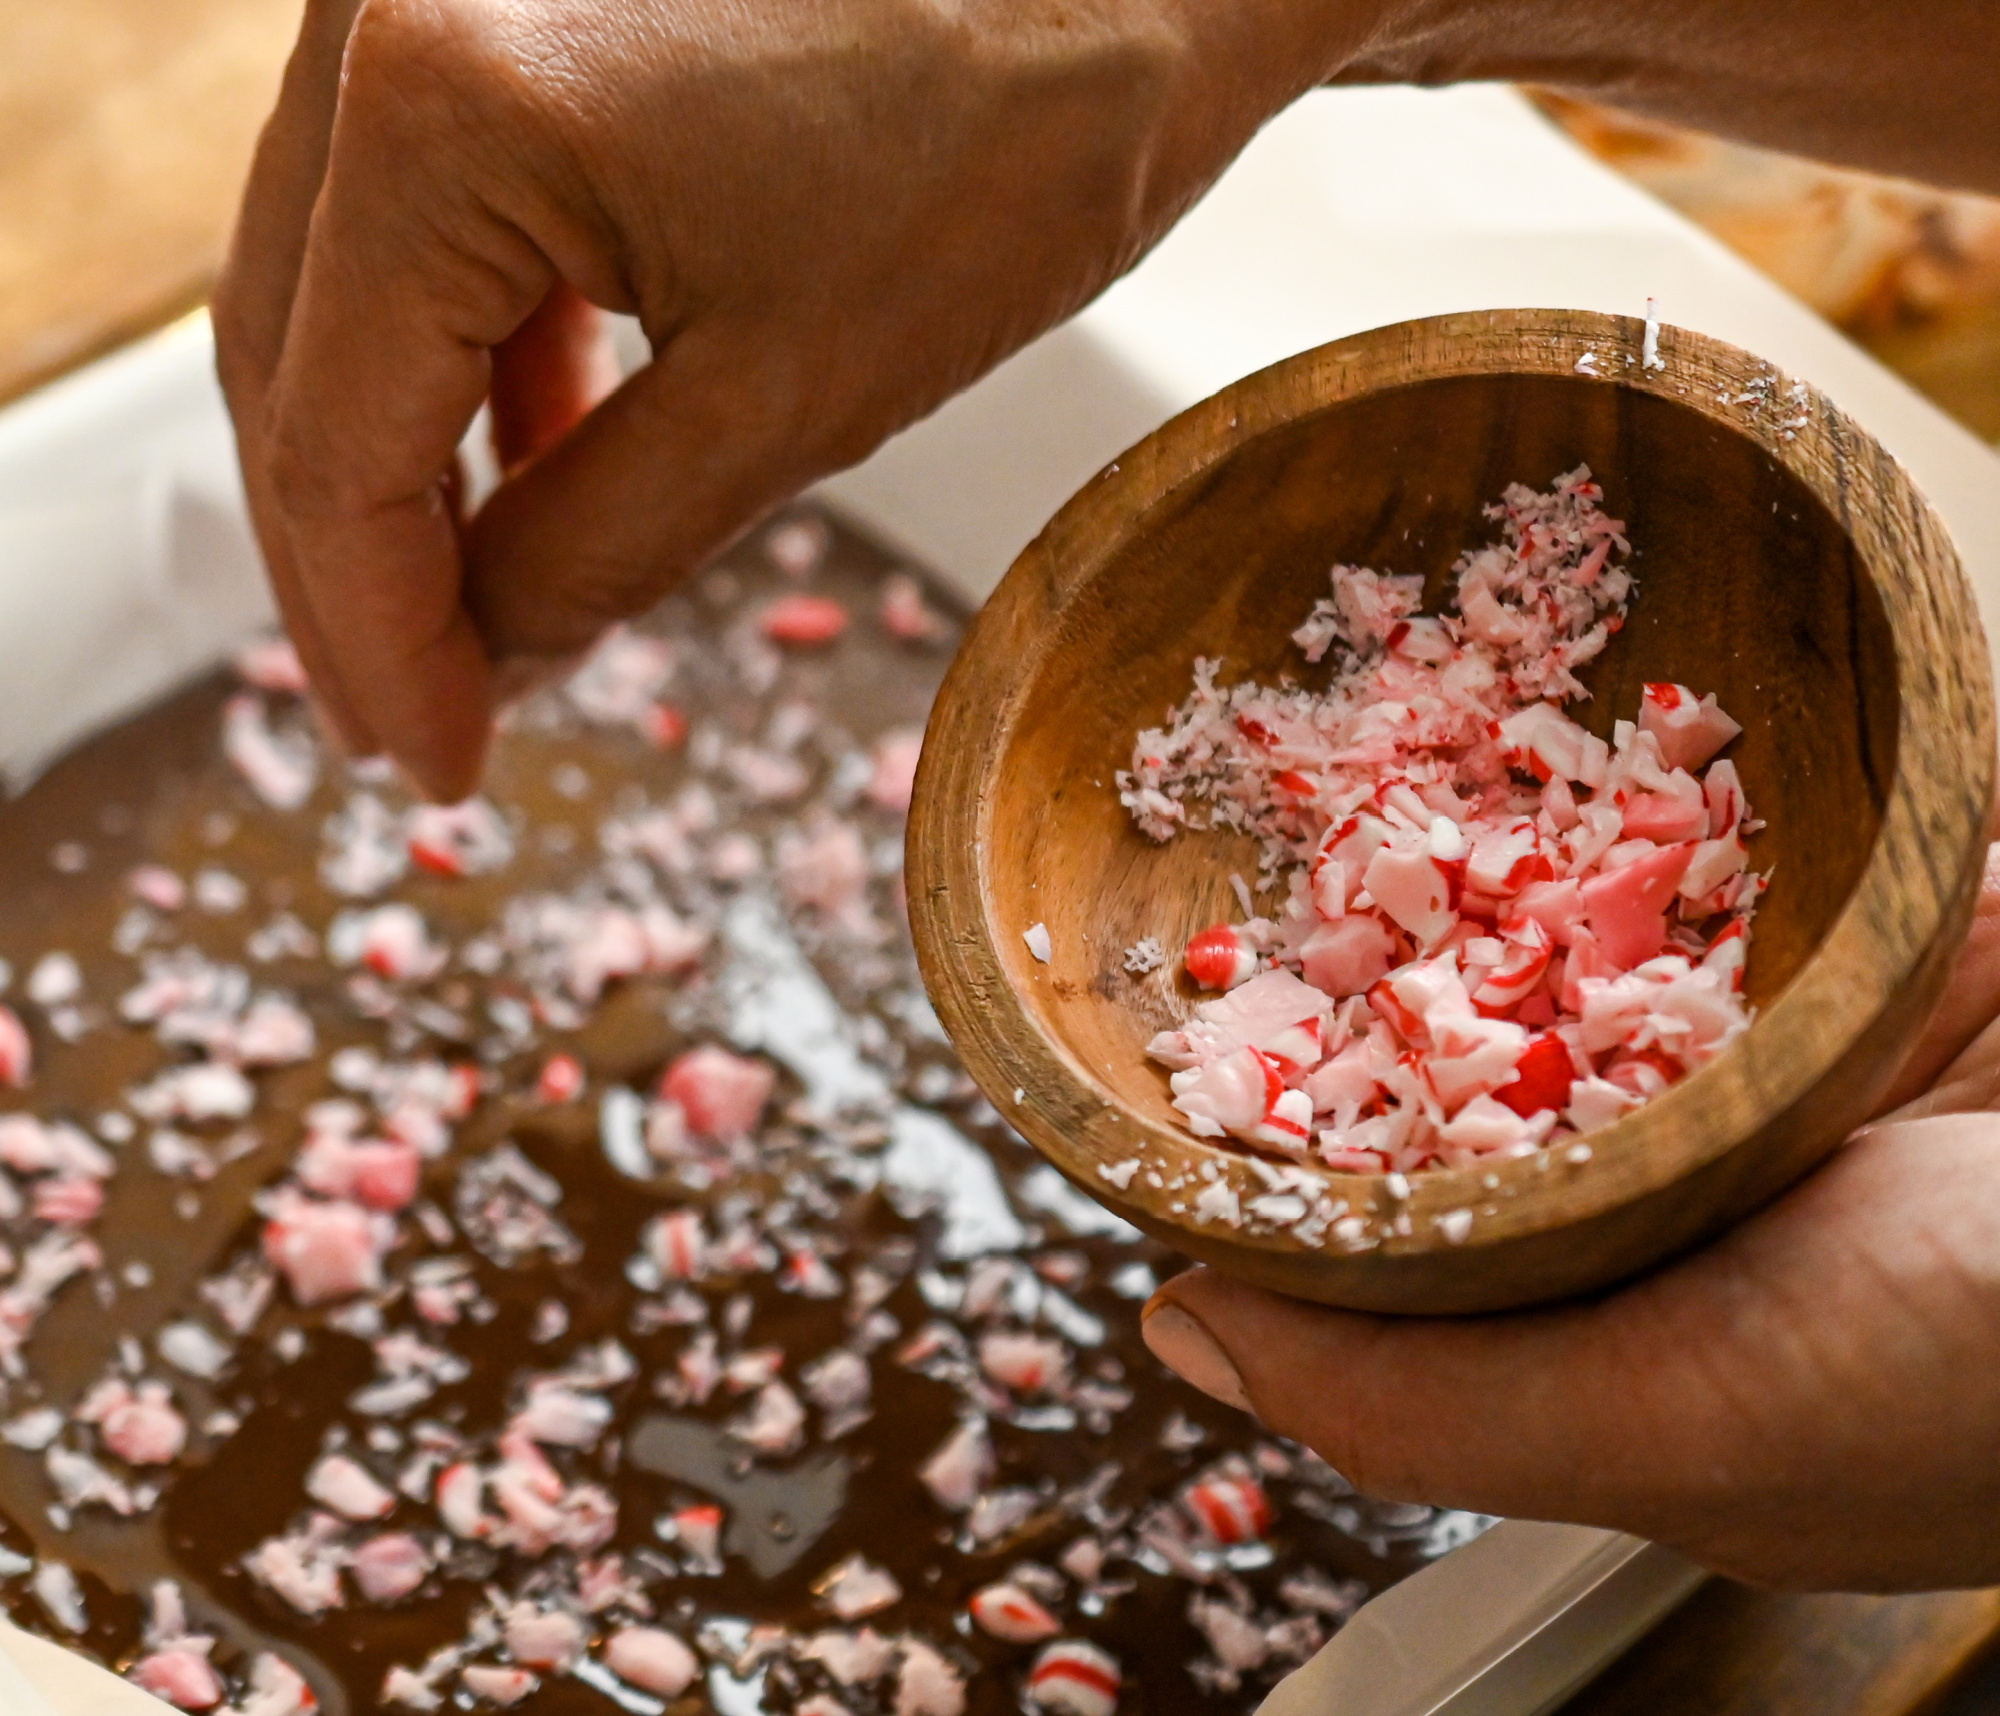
907,308 -> 1996,1314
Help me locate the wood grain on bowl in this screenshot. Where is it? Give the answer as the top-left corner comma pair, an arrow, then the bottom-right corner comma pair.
907,308 -> 1995,1314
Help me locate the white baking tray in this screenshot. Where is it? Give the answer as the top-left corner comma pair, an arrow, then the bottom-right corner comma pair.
0,78 -> 1995,1715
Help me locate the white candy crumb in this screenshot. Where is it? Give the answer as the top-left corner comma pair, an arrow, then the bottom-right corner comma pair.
1023,922 -> 1052,964
1436,1208 -> 1474,1245
1122,938 -> 1165,973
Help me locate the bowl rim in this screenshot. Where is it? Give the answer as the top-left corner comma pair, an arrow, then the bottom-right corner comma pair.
906,307 -> 1995,1297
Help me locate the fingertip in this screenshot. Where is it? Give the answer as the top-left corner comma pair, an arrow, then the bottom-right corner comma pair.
1140,1290 -> 1254,1414
396,727 -> 491,807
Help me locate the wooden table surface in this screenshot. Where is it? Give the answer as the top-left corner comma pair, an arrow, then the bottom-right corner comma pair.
4,2 -> 2000,1709
0,0 -> 295,404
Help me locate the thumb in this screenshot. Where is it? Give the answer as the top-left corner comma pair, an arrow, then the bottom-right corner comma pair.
1141,1269 -> 1619,1521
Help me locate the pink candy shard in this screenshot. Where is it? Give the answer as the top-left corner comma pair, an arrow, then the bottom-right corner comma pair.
866,728 -> 925,813
603,1627 -> 699,1696
1298,914 -> 1395,999
305,1453 -> 396,1521
880,572 -> 947,642
235,634 -> 309,694
298,1135 -> 421,1213
131,1646 -> 225,1711
0,1005 -> 30,1089
262,1193 -> 384,1307
503,1602 -> 584,1670
88,1381 -> 188,1467
816,1553 -> 903,1620
1640,682 -> 1744,772
32,1176 -> 103,1225
895,1640 -> 967,1716
1579,843 -> 1694,971
1363,844 -> 1455,947
918,1418 -> 992,1511
660,1045 -> 776,1141
350,1533 -> 431,1602
535,1052 -> 585,1104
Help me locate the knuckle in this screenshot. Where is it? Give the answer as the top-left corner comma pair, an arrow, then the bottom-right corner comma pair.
343,0 -> 458,88
343,0 -> 561,137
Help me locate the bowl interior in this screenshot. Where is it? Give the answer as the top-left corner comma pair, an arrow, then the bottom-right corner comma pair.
985,372 -> 1900,1139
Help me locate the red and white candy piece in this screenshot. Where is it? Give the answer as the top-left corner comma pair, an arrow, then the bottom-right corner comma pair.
1183,924 -> 1258,992
534,1053 -> 585,1105
406,799 -> 512,878
460,1665 -> 537,1706
645,1209 -> 707,1280
1027,1640 -> 1122,1716
969,1582 -> 1062,1643
1180,1470 -> 1273,1544
1639,682 -> 1743,772
660,1045 -> 775,1141
977,1330 -> 1070,1396
669,1502 -> 724,1563
435,1462 -> 495,1539
759,594 -> 849,645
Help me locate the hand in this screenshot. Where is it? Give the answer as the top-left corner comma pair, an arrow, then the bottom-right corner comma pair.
212,0 -> 1369,799
1143,842 -> 2000,1592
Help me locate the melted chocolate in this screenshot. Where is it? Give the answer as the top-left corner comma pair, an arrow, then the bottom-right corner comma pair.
0,515 -> 1471,1714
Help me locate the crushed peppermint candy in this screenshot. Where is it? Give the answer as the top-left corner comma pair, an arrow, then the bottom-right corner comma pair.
1122,470 -> 1763,1177
0,510 -> 1485,1715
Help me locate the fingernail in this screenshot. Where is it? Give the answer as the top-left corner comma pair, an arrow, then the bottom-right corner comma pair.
1142,1302 -> 1252,1413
